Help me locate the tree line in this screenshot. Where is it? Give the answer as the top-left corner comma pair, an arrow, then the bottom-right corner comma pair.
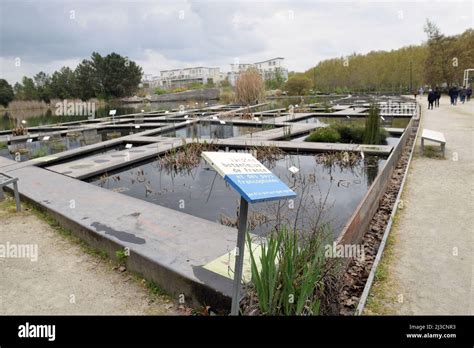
289,21 -> 473,94
0,52 -> 143,107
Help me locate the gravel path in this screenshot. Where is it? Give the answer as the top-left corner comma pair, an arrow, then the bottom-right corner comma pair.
366,95 -> 473,315
0,199 -> 179,315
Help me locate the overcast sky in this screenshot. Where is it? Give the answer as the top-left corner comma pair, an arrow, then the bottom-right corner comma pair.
0,0 -> 472,84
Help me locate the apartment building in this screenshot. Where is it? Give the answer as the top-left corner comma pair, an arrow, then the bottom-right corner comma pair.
228,57 -> 288,86
157,67 -> 223,89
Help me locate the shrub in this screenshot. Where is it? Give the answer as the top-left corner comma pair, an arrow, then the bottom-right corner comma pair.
333,124 -> 365,143
154,88 -> 167,95
235,69 -> 265,105
305,127 -> 341,143
31,147 -> 48,158
285,75 -> 312,96
219,89 -> 235,104
171,87 -> 187,93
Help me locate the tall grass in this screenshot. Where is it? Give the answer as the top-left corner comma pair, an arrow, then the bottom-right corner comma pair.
246,227 -> 337,315
364,104 -> 383,145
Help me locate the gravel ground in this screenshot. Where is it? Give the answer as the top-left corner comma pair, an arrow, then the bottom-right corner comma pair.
0,198 -> 181,315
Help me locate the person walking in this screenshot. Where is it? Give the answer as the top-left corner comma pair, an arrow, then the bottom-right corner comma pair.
467,86 -> 472,102
448,86 -> 455,105
434,87 -> 441,107
459,87 -> 467,104
427,88 -> 436,110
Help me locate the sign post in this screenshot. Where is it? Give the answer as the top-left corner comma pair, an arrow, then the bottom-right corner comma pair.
109,109 -> 117,124
202,152 -> 296,315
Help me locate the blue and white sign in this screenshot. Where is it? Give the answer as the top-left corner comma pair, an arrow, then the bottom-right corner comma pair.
202,152 -> 296,203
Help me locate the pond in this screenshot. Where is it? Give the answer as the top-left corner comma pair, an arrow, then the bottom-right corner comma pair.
289,132 -> 402,146
0,135 -> 102,162
291,116 -> 410,129
0,100 -> 220,131
159,122 -> 270,139
88,149 -> 386,238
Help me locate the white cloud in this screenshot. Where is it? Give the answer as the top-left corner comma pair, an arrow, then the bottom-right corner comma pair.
0,0 -> 472,84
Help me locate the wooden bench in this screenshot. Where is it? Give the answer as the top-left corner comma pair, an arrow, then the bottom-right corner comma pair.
421,129 -> 446,157
0,172 -> 21,211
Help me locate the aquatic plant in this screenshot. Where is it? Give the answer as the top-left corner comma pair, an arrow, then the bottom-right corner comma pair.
11,125 -> 27,136
50,141 -> 66,152
364,104 -> 383,145
305,127 -> 341,143
315,151 -> 361,169
243,226 -> 341,315
251,145 -> 285,166
305,121 -> 387,145
31,147 -> 48,158
159,141 -> 218,173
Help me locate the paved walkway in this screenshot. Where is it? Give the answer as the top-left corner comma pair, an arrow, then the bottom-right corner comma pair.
366,95 -> 473,314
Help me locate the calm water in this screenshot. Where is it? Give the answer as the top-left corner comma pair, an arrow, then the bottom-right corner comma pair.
1,135 -> 103,162
160,122 -> 269,139
0,101 -> 219,131
292,116 -> 410,128
88,151 -> 386,238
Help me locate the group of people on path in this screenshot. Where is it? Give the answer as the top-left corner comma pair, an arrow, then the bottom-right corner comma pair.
417,85 -> 472,110
447,86 -> 471,105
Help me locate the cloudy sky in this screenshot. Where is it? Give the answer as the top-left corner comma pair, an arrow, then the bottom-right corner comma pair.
0,0 -> 472,84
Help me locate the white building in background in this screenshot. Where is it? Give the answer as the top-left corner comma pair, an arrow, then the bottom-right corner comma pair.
157,67 -> 223,89
228,57 -> 288,86
142,58 -> 288,90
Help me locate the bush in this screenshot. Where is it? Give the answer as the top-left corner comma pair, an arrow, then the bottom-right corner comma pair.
171,87 -> 187,93
219,89 -> 235,104
305,122 -> 387,145
31,147 -> 48,158
235,69 -> 265,105
305,127 -> 341,143
333,124 -> 365,143
154,88 -> 167,95
285,75 -> 312,96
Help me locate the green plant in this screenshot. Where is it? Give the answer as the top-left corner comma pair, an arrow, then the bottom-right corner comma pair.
333,124 -> 365,143
0,141 -> 7,150
31,147 -> 48,158
219,89 -> 235,104
116,249 -> 128,264
364,104 -> 386,145
246,227 -> 333,315
305,127 -> 341,143
154,88 -> 167,95
171,87 -> 187,93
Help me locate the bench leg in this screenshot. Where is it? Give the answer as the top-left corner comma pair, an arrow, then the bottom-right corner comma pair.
441,143 -> 445,158
13,182 -> 21,212
0,187 -> 4,201
421,138 -> 424,156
